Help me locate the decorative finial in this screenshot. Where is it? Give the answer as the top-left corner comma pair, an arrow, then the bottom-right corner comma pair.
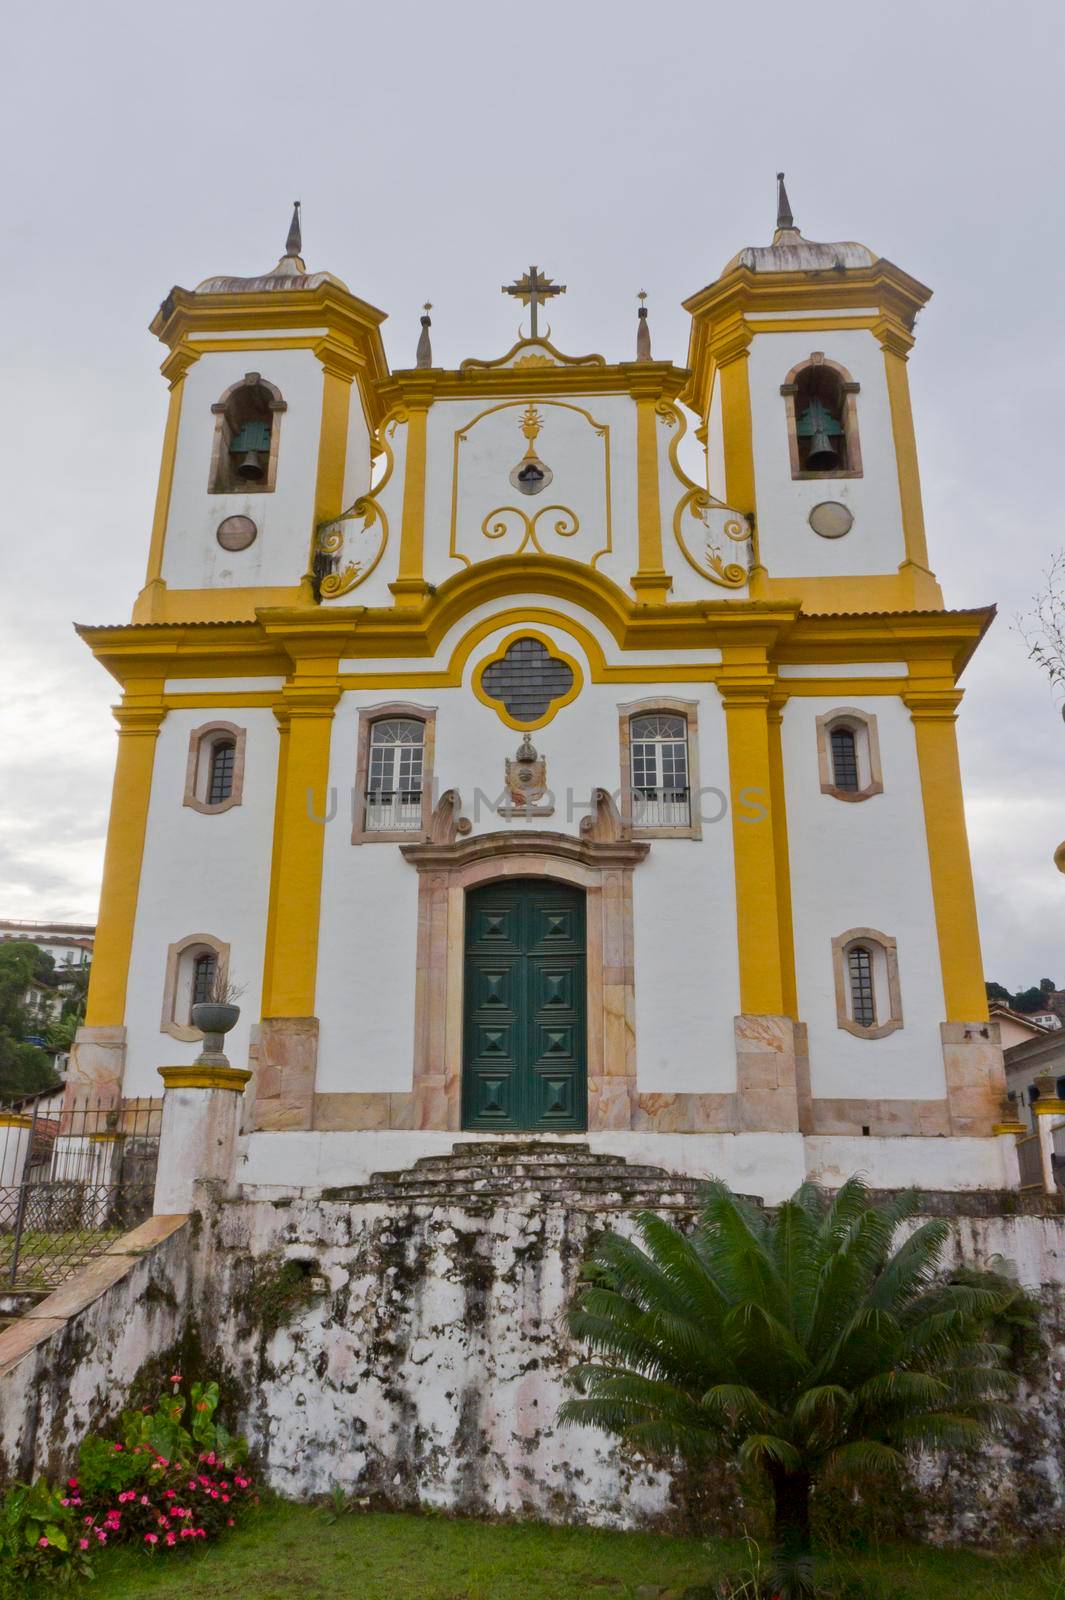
636,289 -> 651,362
285,200 -> 302,257
416,301 -> 433,369
775,172 -> 795,233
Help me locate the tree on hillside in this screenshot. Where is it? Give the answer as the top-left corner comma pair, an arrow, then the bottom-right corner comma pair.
0,942 -> 61,1100
561,1179 -> 1014,1598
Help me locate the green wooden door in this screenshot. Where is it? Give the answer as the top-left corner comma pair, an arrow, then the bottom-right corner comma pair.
462,880 -> 587,1132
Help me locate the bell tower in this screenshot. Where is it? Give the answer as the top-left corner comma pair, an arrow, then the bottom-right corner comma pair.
683,175 -> 942,612
134,205 -> 390,623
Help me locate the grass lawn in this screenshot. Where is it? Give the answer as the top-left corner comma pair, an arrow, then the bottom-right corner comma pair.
83,1504 -> 1064,1600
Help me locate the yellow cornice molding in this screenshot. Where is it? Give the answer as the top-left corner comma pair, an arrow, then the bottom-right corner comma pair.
158,1064 -> 253,1093
682,259 -> 932,416
459,335 -> 607,371
151,283 -> 390,429
376,360 -> 689,408
77,569 -> 993,687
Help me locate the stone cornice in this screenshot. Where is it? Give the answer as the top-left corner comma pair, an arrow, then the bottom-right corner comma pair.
400,829 -> 651,873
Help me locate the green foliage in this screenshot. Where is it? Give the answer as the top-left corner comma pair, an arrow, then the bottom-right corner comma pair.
985,977 -> 1061,1014
0,940 -> 62,1099
0,1476 -> 92,1595
561,1178 -> 1017,1596
0,1377 -> 253,1593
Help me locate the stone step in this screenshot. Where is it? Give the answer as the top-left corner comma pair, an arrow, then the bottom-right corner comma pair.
368,1159 -> 703,1188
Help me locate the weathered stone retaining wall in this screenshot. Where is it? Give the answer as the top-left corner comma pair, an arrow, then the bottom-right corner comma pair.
1,1146 -> 1064,1546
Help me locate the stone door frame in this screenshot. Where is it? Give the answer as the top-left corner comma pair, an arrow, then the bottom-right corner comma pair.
400,792 -> 649,1132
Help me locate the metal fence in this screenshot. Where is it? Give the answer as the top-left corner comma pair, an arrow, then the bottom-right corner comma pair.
0,1094 -> 162,1289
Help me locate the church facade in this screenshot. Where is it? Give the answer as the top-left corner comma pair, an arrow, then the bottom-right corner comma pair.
71,184 -> 1017,1199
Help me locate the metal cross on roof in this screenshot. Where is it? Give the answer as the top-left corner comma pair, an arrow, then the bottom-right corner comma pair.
501,265 -> 566,340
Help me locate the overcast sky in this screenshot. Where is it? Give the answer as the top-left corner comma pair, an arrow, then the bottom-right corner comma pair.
0,1 -> 1063,990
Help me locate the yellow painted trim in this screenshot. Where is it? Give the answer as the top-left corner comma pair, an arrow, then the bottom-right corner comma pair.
471,627 -> 584,731
84,701 -> 166,1027
260,702 -> 291,1018
1033,1098 -> 1065,1117
0,1115 -> 32,1130
745,316 -> 880,335
143,375 -> 185,588
379,359 -> 688,408
778,677 -> 908,698
720,659 -> 785,1015
260,683 -> 339,1018
880,335 -> 940,603
718,350 -> 757,522
308,365 -> 353,579
391,396 -> 431,606
163,691 -> 279,710
767,700 -> 797,1018
158,1065 -> 253,1092
631,393 -> 670,601
754,572 -> 942,612
904,685 -> 989,1021
133,585 -> 308,625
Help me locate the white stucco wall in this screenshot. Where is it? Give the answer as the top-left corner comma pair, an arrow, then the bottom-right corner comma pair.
746,327 -> 906,578
162,347 -> 325,591
315,611 -> 740,1100
122,707 -> 279,1095
781,692 -> 947,1102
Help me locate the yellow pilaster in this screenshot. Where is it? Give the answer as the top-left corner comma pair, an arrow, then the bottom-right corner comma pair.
630,382 -> 671,604
84,694 -> 166,1027
720,650 -> 787,1016
306,345 -> 356,589
904,677 -> 988,1021
767,694 -> 798,1019
260,672 -> 340,1018
390,389 -> 433,608
877,319 -> 943,609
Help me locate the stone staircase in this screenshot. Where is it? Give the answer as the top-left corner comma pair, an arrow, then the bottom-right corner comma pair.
322,1139 -> 719,1211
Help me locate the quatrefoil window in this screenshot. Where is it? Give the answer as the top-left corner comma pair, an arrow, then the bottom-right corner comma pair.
474,632 -> 582,730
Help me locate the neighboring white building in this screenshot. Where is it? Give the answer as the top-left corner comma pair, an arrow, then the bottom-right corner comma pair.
69,184 -> 1016,1201
0,920 -> 95,969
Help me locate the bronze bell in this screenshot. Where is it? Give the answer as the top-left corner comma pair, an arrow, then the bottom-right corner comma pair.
236,451 -> 266,482
805,428 -> 839,471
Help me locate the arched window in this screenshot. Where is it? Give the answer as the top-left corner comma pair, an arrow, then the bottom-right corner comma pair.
847,945 -> 875,1028
780,353 -> 862,480
832,928 -> 902,1039
207,739 -> 236,805
352,703 -> 438,843
630,714 -> 689,826
184,722 -> 246,814
161,933 -> 230,1041
830,726 -> 859,792
367,718 -> 425,832
618,698 -> 702,839
816,709 -> 883,803
208,372 -> 286,494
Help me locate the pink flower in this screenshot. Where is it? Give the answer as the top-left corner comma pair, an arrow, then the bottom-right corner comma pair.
96,1530 -> 107,1543
144,1532 -> 158,1544
195,1528 -> 206,1538
165,1531 -> 176,1546
60,1497 -> 70,1506
163,1489 -> 176,1498
180,1527 -> 193,1539
84,1516 -> 93,1526
67,1477 -> 78,1488
170,1373 -> 182,1383
222,1494 -> 230,1503
140,1495 -> 149,1505
226,1517 -> 234,1527
113,1443 -> 122,1451
37,1536 -> 49,1548
79,1538 -> 89,1550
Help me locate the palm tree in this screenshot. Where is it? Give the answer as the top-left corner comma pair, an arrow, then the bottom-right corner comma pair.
560,1178 -> 1015,1595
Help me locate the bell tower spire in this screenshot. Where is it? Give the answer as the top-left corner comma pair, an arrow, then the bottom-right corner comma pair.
775,171 -> 796,237
285,200 -> 302,259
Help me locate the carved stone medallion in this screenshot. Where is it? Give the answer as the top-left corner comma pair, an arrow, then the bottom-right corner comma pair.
499,736 -> 554,818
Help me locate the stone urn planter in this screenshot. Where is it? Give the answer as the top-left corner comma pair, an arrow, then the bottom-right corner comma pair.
190,1001 -> 241,1067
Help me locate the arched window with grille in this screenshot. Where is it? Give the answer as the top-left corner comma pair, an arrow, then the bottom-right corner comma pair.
161,933 -> 230,1041
184,722 -> 246,814
833,928 -> 902,1039
618,698 -> 701,839
352,703 -> 438,843
816,709 -> 883,803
